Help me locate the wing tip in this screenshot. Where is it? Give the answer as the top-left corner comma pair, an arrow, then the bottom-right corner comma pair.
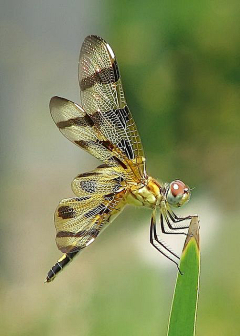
85,34 -> 105,42
81,35 -> 109,51
49,96 -> 65,109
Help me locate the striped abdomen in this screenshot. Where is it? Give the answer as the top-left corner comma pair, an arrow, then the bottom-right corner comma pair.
45,251 -> 79,283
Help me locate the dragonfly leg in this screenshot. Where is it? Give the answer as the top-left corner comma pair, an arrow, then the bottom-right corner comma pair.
160,212 -> 188,235
167,208 -> 192,223
150,211 -> 183,275
161,208 -> 189,234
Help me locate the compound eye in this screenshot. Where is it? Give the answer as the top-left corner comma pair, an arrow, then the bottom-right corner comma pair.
167,180 -> 190,207
170,180 -> 188,197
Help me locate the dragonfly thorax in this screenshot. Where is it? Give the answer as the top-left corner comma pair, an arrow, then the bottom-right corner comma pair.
127,177 -> 163,208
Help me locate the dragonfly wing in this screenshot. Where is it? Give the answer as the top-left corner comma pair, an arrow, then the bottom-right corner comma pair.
79,35 -> 146,179
50,96 -> 113,163
55,166 -> 127,254
50,96 -> 137,172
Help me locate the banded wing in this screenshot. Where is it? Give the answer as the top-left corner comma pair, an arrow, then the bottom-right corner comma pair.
45,158 -> 127,283
50,97 -> 115,164
50,97 -> 137,172
45,179 -> 126,282
55,166 -> 126,254
79,35 -> 146,180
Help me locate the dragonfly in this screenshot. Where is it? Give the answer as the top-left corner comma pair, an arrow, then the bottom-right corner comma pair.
45,35 -> 193,283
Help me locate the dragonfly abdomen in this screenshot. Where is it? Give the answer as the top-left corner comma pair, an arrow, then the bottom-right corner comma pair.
45,251 -> 79,283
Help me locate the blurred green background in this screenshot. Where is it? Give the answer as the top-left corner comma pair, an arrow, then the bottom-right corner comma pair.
0,1 -> 239,335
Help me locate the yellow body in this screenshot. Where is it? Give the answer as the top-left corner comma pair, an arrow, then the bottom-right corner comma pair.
46,35 -> 192,283
127,177 -> 162,208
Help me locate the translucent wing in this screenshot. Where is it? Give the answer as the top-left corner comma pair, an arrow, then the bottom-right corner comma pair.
50,96 -> 114,164
55,166 -> 127,254
50,96 -> 141,176
79,35 -> 146,179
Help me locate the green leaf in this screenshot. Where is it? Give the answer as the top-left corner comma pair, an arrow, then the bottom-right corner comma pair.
167,216 -> 200,336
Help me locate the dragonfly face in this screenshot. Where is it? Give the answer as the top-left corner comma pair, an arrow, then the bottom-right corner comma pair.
165,180 -> 191,208
45,35 -> 195,283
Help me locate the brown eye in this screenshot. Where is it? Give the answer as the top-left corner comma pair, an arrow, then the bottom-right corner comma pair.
170,180 -> 188,197
167,180 -> 190,208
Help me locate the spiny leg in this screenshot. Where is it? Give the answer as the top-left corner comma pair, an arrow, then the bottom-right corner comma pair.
161,208 -> 188,235
167,207 -> 192,223
153,214 -> 180,259
160,212 -> 188,235
150,210 -> 182,274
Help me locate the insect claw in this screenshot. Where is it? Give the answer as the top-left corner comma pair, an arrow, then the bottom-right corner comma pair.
177,265 -> 184,276
186,233 -> 194,237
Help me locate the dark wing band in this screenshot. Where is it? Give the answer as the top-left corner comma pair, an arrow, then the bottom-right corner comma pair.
79,35 -> 146,179
54,166 -> 127,253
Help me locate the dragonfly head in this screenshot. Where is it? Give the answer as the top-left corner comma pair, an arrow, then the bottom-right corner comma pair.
166,180 -> 190,208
